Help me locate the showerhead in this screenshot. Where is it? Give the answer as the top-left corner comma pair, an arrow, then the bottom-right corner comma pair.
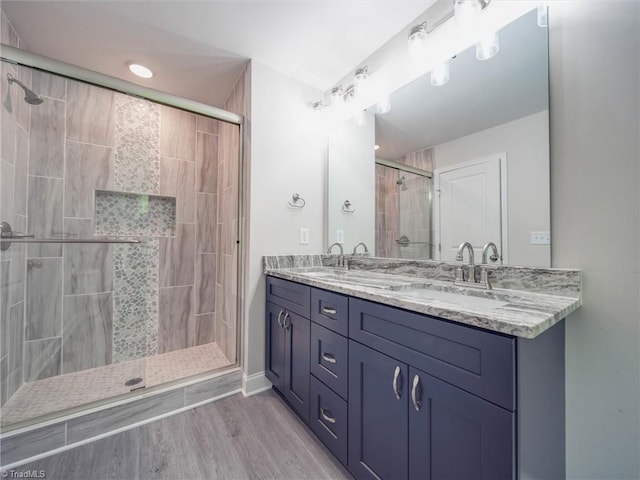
7,73 -> 43,105
396,175 -> 407,191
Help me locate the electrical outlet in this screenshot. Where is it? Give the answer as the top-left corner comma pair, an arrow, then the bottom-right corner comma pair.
336,229 -> 345,243
530,231 -> 551,245
299,228 -> 309,245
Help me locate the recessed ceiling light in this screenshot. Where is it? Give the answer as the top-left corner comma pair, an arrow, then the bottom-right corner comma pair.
128,63 -> 154,79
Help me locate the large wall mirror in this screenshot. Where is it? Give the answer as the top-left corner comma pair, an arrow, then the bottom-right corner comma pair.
327,8 -> 550,267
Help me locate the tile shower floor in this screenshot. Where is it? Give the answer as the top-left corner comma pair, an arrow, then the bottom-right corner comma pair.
1,342 -> 232,426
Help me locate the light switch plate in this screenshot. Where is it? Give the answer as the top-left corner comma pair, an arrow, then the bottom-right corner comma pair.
530,231 -> 551,245
300,228 -> 309,245
336,229 -> 344,243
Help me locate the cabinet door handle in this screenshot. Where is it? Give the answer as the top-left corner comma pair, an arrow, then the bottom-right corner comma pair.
277,310 -> 284,328
320,407 -> 336,424
411,374 -> 422,411
321,306 -> 337,315
392,366 -> 402,400
283,312 -> 291,331
321,352 -> 337,364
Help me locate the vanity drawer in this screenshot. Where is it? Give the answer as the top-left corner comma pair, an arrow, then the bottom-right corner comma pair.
266,276 -> 311,318
309,375 -> 348,466
311,288 -> 349,336
310,323 -> 348,400
349,298 -> 516,411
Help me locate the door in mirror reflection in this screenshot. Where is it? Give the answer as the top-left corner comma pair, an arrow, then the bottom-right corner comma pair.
435,155 -> 504,263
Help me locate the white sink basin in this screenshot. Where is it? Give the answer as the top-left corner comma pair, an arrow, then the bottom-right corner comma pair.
397,288 -> 508,310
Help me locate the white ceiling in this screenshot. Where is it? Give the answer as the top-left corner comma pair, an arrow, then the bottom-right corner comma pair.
2,0 -> 435,107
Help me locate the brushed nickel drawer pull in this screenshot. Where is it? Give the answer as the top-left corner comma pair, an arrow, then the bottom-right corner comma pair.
412,374 -> 422,411
277,310 -> 284,328
393,366 -> 402,400
320,408 -> 336,424
321,306 -> 337,315
321,352 -> 337,364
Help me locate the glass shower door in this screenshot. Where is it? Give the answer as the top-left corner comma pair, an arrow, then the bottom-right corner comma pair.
0,61 -> 149,427
397,171 -> 432,260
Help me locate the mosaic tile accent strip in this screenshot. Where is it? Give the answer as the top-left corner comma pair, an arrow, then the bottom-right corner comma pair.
94,190 -> 176,237
113,239 -> 159,363
114,94 -> 160,194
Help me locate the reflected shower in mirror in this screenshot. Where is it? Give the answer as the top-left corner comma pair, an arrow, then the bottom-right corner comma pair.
327,8 -> 550,267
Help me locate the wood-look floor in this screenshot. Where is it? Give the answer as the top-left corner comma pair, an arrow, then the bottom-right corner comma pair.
20,390 -> 352,480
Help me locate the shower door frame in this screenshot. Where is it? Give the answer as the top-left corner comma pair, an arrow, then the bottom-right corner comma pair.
0,45 -> 247,428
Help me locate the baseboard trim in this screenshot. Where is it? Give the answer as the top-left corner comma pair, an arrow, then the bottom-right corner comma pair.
242,371 -> 272,397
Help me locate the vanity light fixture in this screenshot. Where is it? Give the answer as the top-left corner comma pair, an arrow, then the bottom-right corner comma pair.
353,66 -> 369,94
476,31 -> 499,60
431,61 -> 450,86
537,4 -> 548,27
377,96 -> 391,114
454,0 -> 491,29
128,62 -> 154,79
331,86 -> 345,106
408,22 -> 428,61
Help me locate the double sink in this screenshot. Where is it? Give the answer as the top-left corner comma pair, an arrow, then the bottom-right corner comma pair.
297,268 -> 510,310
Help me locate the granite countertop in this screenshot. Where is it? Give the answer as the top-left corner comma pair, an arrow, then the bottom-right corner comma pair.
264,256 -> 582,339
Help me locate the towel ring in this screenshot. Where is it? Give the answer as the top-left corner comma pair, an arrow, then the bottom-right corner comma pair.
288,193 -> 306,209
341,200 -> 355,214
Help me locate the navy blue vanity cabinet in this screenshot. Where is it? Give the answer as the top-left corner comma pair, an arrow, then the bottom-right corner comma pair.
348,340 -> 409,480
311,288 -> 349,336
408,367 -> 515,480
265,301 -> 286,389
309,288 -> 350,466
266,277 -> 311,424
266,276 -> 566,480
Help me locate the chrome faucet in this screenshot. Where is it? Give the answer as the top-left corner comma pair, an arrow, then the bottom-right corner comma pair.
455,241 -> 476,284
327,242 -> 346,268
352,242 -> 369,254
479,242 -> 500,289
481,242 -> 499,264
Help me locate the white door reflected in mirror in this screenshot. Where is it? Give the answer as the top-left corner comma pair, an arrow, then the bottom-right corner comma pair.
434,155 -> 506,263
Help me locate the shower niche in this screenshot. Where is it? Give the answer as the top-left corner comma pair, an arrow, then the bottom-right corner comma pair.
0,59 -> 242,430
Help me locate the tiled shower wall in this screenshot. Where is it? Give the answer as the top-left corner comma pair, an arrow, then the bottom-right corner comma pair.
375,147 -> 433,259
214,68 -> 246,363
0,36 -> 240,410
0,11 -> 28,407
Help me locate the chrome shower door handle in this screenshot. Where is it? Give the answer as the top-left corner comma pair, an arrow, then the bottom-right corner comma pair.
411,374 -> 422,411
392,366 -> 402,400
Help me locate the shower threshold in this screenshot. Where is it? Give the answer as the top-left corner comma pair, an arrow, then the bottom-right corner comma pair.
1,342 -> 232,427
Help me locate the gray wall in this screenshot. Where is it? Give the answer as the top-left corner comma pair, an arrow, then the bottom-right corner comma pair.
549,2 -> 640,478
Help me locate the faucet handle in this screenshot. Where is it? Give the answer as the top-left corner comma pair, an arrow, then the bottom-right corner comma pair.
455,266 -> 465,282
480,268 -> 492,289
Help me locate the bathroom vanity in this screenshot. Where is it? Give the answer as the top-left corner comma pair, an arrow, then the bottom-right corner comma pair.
264,255 -> 581,480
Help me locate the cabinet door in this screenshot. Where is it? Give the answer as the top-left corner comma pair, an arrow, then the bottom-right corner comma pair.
265,302 -> 286,389
408,367 -> 515,480
283,310 -> 311,424
349,340 -> 408,480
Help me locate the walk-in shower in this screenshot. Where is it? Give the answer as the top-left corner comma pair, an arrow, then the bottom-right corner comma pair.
0,51 -> 244,432
375,155 -> 433,260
